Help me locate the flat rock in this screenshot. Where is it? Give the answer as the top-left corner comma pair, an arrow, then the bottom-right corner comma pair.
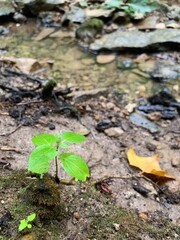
129,112 -> 160,133
90,29 -> 180,51
0,1 -> 15,17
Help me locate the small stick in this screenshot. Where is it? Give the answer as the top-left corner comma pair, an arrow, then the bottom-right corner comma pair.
0,146 -> 22,153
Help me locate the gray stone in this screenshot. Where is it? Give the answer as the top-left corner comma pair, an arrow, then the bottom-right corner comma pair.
62,6 -> 86,24
129,112 -> 160,133
0,1 -> 15,17
138,60 -> 180,80
90,29 -> 180,51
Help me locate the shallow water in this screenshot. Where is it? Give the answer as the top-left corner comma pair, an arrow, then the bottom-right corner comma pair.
1,22 -> 179,101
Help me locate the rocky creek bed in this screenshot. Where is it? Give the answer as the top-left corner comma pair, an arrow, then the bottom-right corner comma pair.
0,0 -> 180,239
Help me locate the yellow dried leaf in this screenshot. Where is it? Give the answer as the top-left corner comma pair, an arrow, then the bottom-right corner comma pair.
127,148 -> 174,179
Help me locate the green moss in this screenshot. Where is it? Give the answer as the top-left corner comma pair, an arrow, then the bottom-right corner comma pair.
76,18 -> 104,43
42,79 -> 57,99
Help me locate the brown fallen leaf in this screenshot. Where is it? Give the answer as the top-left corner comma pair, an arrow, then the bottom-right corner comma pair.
127,148 -> 175,179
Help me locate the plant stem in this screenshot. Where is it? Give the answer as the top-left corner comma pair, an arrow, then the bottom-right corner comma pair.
55,156 -> 60,183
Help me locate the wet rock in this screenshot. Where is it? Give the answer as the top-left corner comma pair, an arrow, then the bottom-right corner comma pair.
90,29 -> 180,51
0,1 -> 15,17
138,90 -> 180,119
96,53 -> 116,64
139,105 -> 178,119
129,112 -> 160,133
138,60 -> 180,81
16,0 -> 65,15
13,12 -> 27,23
167,6 -> 180,21
104,127 -> 124,137
62,6 -> 86,24
117,59 -> 137,70
76,18 -> 104,44
96,119 -> 120,132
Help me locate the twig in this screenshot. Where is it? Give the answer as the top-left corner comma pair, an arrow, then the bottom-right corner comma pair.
0,146 -> 22,153
17,100 -> 43,106
0,124 -> 22,136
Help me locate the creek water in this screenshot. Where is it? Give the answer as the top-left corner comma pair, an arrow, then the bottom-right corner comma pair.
1,22 -> 179,101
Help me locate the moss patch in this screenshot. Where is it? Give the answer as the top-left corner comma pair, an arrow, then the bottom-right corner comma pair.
0,170 -> 179,240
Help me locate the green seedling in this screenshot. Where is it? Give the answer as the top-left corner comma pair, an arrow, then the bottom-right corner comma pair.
18,213 -> 36,231
28,132 -> 90,181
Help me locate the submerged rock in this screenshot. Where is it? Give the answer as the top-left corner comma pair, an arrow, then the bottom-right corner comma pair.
90,29 -> 180,51
138,60 -> 180,81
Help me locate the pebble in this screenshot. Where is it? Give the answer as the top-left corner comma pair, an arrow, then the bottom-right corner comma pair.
106,102 -> 115,109
113,223 -> 120,231
49,123 -> 56,130
73,211 -> 81,220
125,103 -> 136,113
96,53 -> 116,64
171,157 -> 180,168
146,142 -> 157,151
104,127 -> 124,137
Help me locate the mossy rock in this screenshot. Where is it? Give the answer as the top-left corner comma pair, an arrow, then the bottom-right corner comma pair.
76,18 -> 104,43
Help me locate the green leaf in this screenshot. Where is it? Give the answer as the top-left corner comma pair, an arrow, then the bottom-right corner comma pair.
104,0 -> 123,9
62,132 -> 86,144
18,219 -> 27,231
27,223 -> 32,229
60,153 -> 89,181
127,0 -> 159,14
28,145 -> 58,174
27,213 -> 36,222
59,142 -> 70,149
32,133 -> 56,146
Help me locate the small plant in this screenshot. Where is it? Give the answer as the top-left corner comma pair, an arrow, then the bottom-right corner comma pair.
104,0 -> 160,15
28,132 -> 89,181
18,213 -> 36,231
